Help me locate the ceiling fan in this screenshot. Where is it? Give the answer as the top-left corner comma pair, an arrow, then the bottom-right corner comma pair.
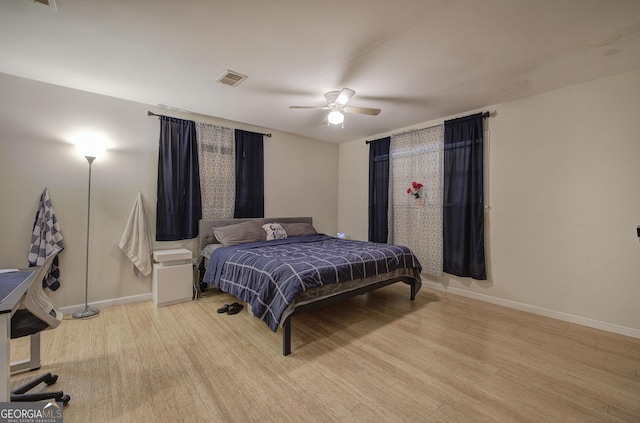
289,88 -> 381,126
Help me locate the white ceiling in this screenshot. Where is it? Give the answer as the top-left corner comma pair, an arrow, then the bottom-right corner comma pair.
2,0 -> 640,144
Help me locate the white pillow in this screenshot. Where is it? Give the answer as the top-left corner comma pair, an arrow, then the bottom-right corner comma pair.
262,223 -> 287,241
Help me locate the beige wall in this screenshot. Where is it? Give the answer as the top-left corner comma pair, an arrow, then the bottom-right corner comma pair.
0,73 -> 338,311
338,69 -> 640,335
3,68 -> 638,337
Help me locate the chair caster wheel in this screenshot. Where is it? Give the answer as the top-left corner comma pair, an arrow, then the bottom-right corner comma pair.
61,394 -> 70,405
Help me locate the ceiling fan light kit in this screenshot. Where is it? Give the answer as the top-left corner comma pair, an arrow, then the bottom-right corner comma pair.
327,110 -> 344,125
289,87 -> 381,127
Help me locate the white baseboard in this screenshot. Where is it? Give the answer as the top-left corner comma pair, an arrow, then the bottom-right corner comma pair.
60,284 -> 640,340
60,292 -> 152,316
422,281 -> 640,340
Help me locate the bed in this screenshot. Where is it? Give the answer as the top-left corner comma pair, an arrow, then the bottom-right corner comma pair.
198,217 -> 422,355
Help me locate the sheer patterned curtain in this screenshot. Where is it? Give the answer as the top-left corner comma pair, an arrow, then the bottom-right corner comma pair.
389,125 -> 443,275
196,122 -> 235,219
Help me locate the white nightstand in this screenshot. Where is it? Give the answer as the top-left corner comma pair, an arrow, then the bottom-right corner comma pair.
152,249 -> 193,307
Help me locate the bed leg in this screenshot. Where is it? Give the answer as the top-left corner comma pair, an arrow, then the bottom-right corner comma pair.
283,318 -> 292,356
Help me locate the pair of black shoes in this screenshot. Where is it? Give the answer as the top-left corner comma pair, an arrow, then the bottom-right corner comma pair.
217,302 -> 243,315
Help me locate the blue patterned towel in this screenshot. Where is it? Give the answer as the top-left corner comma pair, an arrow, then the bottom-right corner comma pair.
28,188 -> 64,290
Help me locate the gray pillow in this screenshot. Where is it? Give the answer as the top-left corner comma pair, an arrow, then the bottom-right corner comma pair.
200,243 -> 224,259
213,220 -> 266,246
279,222 -> 317,237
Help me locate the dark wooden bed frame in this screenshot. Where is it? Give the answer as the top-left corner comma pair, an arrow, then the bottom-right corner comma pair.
197,217 -> 421,356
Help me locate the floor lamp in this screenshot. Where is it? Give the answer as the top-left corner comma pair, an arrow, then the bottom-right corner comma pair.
72,142 -> 103,319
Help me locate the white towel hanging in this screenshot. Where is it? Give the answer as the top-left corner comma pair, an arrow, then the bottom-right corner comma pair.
119,192 -> 152,278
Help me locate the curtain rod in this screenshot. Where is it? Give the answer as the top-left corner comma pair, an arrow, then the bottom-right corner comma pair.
147,111 -> 272,137
365,111 -> 491,144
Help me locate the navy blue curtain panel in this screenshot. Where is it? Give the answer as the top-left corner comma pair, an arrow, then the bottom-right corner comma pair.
368,137 -> 390,243
156,116 -> 202,241
443,113 -> 486,280
234,129 -> 264,218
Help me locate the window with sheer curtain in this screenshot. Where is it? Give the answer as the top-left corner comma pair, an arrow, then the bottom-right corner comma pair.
388,125 -> 444,276
159,120 -> 265,235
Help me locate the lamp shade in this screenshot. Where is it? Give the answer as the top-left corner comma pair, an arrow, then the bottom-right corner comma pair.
74,132 -> 107,159
327,110 -> 344,125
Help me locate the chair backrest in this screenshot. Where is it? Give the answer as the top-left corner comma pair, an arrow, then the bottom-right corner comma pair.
20,255 -> 63,330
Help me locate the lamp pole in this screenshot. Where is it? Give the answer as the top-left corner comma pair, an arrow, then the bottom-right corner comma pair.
72,155 -> 100,319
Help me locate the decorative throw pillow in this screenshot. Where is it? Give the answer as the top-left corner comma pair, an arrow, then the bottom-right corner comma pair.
280,222 -> 317,237
213,220 -> 266,246
262,223 -> 287,240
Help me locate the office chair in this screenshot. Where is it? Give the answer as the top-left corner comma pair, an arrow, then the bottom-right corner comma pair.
10,254 -> 70,404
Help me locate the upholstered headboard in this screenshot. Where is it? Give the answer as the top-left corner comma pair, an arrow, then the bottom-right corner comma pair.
198,217 -> 313,253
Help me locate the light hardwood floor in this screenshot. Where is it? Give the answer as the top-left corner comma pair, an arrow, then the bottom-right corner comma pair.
9,285 -> 640,422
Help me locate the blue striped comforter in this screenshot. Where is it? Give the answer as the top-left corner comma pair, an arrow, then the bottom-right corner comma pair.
203,233 -> 422,331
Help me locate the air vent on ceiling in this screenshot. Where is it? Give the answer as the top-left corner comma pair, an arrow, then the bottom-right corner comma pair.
216,70 -> 248,87
33,0 -> 57,10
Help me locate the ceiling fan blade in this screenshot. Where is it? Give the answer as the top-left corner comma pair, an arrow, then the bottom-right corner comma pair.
289,106 -> 330,110
344,106 -> 381,116
335,88 -> 356,106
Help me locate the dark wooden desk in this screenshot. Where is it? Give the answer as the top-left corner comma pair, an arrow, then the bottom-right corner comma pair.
0,270 -> 36,401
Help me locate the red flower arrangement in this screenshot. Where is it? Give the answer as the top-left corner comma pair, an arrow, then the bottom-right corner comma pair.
406,181 -> 424,198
